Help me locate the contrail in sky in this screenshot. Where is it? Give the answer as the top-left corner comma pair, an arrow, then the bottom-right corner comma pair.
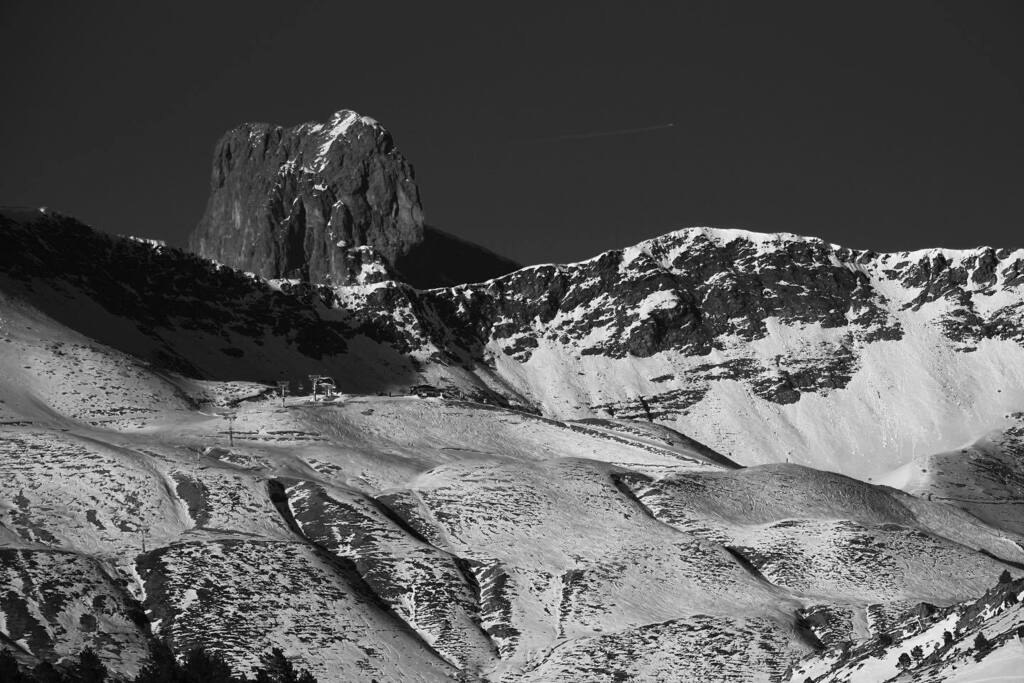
516,122 -> 676,144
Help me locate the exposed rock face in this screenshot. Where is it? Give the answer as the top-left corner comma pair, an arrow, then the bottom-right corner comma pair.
5,209 -> 1024,477
340,226 -> 1024,397
188,110 -> 518,287
324,227 -> 1024,474
7,208 -> 1024,681
190,110 -> 422,282
789,576 -> 1024,682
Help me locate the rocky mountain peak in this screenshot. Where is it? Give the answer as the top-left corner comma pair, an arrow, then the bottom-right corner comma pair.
188,109 -> 517,288
189,108 -> 423,284
5,206 -> 1024,682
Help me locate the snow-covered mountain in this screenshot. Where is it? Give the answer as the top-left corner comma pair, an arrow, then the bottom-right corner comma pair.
789,575 -> 1024,682
3,206 -> 1024,681
343,226 -> 1024,479
11,206 -> 1024,480
3,109 -> 1024,681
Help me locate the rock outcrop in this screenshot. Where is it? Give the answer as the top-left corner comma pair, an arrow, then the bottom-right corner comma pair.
788,575 -> 1024,682
188,109 -> 518,287
6,207 -> 1024,681
6,208 -> 1024,477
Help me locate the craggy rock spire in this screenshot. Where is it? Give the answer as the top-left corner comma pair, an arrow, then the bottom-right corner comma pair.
189,109 -> 518,287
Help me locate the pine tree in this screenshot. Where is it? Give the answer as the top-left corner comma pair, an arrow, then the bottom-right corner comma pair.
33,661 -> 66,683
897,652 -> 911,669
911,645 -> 923,660
943,630 -> 954,646
257,649 -> 297,683
974,632 -> 990,651
252,649 -> 317,683
180,646 -> 237,683
70,648 -> 107,683
0,649 -> 27,683
133,639 -> 178,683
999,569 -> 1012,584
135,641 -> 242,683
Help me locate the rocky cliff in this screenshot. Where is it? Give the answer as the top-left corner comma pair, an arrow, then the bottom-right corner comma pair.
188,110 -> 518,287
788,575 -> 1024,681
5,208 -> 1024,681
328,227 -> 1024,476
8,209 -> 1024,478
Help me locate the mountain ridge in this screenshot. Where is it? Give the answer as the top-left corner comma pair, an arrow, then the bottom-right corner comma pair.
6,208 -> 1024,479
4,206 -> 1024,681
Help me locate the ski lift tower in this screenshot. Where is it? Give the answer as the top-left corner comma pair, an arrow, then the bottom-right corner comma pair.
318,377 -> 336,399
276,380 -> 289,407
222,410 -> 237,447
308,374 -> 323,402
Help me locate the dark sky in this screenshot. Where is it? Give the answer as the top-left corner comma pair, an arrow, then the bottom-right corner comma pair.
2,1 -> 1022,265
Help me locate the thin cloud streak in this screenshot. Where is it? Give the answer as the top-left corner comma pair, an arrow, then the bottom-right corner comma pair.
515,122 -> 676,144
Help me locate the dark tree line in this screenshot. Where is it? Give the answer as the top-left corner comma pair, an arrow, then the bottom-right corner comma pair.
0,643 -> 317,683
0,647 -> 105,683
